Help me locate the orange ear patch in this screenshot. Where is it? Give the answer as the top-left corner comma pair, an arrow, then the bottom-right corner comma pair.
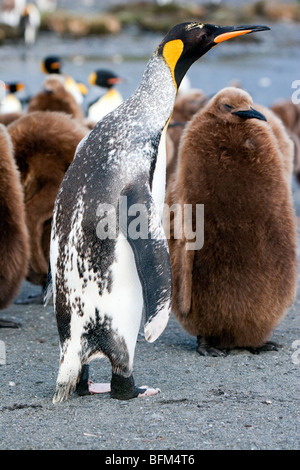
162,39 -> 184,89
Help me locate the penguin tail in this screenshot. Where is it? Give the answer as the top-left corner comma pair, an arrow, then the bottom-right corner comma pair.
43,266 -> 53,306
144,302 -> 170,343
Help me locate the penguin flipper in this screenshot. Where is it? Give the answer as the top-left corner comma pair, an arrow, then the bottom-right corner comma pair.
119,184 -> 172,343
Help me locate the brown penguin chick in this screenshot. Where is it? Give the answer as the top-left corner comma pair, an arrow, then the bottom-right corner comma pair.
271,100 -> 300,182
0,112 -> 23,126
167,89 -> 209,185
27,75 -> 84,120
166,87 -> 297,356
7,111 -> 90,301
0,124 -> 29,326
271,100 -> 300,135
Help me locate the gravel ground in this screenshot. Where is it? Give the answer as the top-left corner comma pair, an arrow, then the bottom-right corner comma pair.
0,259 -> 299,450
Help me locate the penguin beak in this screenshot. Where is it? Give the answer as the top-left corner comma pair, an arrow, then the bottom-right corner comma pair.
107,77 -> 124,85
232,106 -> 267,121
213,24 -> 270,44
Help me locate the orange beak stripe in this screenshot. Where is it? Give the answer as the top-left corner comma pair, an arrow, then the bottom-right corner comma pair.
214,29 -> 252,43
107,77 -> 124,85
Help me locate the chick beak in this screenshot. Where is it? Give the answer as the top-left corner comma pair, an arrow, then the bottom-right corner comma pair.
232,106 -> 267,122
213,24 -> 270,44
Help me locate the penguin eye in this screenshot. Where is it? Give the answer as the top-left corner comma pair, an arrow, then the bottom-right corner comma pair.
224,104 -> 233,111
201,33 -> 208,41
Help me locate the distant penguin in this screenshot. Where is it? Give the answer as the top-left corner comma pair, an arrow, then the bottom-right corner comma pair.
20,2 -> 41,45
87,69 -> 124,122
41,55 -> 87,105
166,87 -> 297,356
47,22 -> 270,402
27,75 -> 84,119
7,111 -> 90,302
271,100 -> 300,183
0,123 -> 29,327
0,0 -> 26,28
0,81 -> 25,114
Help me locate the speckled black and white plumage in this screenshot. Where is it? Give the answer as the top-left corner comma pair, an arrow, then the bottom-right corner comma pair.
50,50 -> 175,403
48,21 -> 271,403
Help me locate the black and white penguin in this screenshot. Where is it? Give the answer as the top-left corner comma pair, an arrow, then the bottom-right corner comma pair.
0,81 -> 25,114
87,69 -> 124,122
20,2 -> 41,45
48,22 -> 270,403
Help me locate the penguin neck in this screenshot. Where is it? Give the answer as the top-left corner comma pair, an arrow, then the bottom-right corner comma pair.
132,54 -> 177,130
131,54 -> 177,212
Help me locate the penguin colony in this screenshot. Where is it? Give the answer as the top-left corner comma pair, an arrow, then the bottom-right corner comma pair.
166,87 -> 297,356
0,20 -> 298,403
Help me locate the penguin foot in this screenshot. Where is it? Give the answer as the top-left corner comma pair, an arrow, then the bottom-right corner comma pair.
196,336 -> 227,357
76,365 -> 111,395
88,382 -> 111,394
110,372 -> 160,400
246,341 -> 282,354
137,386 -> 161,398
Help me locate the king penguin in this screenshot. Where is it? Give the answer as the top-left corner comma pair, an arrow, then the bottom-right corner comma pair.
0,82 -> 25,114
48,22 -> 270,403
87,69 -> 124,122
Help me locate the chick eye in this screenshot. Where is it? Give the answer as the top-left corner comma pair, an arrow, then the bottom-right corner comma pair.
224,104 -> 233,111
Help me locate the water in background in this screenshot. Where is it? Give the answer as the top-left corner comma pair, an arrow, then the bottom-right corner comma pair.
0,20 -> 299,108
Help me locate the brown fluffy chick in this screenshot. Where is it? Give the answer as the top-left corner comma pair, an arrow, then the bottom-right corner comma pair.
166,87 -> 297,356
27,75 -> 84,120
271,100 -> 300,182
0,112 -> 23,126
7,111 -> 90,301
0,124 -> 29,325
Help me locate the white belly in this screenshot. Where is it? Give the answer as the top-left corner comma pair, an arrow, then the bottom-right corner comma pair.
102,234 -> 144,359
51,219 -> 143,364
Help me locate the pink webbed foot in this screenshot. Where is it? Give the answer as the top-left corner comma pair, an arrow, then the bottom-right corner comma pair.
137,386 -> 161,397
88,381 -> 111,394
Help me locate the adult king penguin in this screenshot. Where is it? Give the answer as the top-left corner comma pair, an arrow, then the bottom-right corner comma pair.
48,22 -> 270,403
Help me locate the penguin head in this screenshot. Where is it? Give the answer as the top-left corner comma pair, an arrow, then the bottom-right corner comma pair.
5,82 -> 25,94
40,75 -> 66,96
156,22 -> 270,89
41,56 -> 62,75
208,87 -> 267,124
88,69 -> 124,89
